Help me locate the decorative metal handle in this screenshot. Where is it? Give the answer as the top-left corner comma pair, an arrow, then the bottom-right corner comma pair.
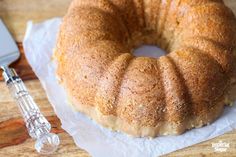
2,66 -> 60,154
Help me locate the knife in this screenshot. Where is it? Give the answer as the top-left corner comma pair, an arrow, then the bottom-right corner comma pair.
0,19 -> 60,154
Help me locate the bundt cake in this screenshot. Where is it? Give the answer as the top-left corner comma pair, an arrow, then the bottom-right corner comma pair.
54,0 -> 236,137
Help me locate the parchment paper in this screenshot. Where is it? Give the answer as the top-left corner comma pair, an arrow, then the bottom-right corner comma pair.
23,18 -> 236,157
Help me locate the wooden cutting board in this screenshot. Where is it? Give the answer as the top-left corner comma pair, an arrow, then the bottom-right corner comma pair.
0,0 -> 236,156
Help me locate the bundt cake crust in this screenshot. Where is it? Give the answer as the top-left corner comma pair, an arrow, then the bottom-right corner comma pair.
55,0 -> 236,137
68,92 -> 225,137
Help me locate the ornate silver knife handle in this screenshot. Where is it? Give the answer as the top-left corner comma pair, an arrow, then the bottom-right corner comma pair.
2,66 -> 60,154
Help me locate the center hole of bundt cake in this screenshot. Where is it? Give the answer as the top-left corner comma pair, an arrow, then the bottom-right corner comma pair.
133,45 -> 166,58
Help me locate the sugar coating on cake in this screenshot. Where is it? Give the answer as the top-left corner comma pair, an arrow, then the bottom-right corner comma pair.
54,0 -> 236,137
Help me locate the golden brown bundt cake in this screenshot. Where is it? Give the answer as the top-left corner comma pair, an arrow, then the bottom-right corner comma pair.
54,0 -> 236,137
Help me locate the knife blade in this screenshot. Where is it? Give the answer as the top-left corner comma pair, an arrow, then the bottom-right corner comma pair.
0,19 -> 20,67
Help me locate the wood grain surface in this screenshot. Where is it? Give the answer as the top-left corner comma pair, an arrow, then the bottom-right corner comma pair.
0,0 -> 236,156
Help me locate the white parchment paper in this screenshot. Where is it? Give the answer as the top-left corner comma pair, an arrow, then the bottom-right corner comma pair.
23,18 -> 236,157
